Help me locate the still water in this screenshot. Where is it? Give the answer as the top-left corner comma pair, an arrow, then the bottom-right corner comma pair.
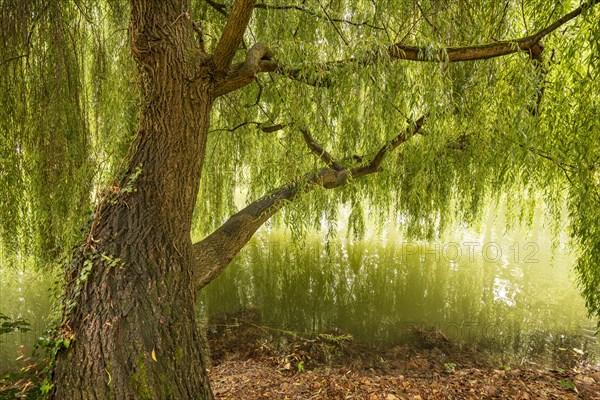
1,218 -> 597,373
198,218 -> 598,364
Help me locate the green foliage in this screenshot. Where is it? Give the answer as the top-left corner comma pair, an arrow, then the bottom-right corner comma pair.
0,1 -> 137,271
1,1 -> 599,322
101,254 -> 122,269
3,326 -> 79,399
444,362 -> 456,374
558,379 -> 576,390
296,360 -> 304,374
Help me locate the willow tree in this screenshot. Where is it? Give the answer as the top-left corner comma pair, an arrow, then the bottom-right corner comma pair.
1,0 -> 598,398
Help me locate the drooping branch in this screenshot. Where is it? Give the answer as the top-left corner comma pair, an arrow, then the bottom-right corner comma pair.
517,140 -> 576,184
213,42 -> 275,97
192,118 -> 425,290
213,0 -> 256,74
527,42 -> 547,116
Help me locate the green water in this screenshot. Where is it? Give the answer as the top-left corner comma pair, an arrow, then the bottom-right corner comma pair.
199,226 -> 597,362
1,222 -> 597,373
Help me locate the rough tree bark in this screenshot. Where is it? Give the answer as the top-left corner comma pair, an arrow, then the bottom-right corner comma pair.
50,1 -> 259,398
49,0 -> 594,398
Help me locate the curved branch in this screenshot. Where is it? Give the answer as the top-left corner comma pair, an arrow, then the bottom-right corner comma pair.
213,0 -> 256,74
213,42 -> 275,97
192,118 -> 425,290
301,128 -> 344,170
352,116 -> 425,178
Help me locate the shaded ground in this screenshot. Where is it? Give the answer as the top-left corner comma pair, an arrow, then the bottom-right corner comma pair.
210,360 -> 600,399
207,309 -> 600,400
1,308 -> 599,399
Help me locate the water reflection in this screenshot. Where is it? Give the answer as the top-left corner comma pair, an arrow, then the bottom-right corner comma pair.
199,230 -> 597,363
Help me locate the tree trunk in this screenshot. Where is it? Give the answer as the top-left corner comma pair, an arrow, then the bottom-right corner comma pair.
51,1 -> 215,398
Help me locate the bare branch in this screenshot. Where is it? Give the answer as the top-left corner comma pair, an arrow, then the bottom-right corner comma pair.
213,42 -> 275,97
190,17 -> 206,52
192,118 -> 425,290
213,0 -> 256,74
300,128 -> 344,170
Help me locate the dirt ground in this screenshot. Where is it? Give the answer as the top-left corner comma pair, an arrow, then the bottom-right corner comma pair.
1,308 -> 598,399
210,360 -> 600,399
206,310 -> 600,400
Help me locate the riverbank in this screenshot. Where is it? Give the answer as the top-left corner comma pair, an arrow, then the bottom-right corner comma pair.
1,308 -> 598,399
206,310 -> 600,399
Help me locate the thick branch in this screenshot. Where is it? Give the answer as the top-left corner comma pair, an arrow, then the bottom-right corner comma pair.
210,2 -> 593,91
271,2 -> 595,86
192,168 -> 349,289
193,118 -> 424,290
213,42 -> 275,97
213,0 -> 256,74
